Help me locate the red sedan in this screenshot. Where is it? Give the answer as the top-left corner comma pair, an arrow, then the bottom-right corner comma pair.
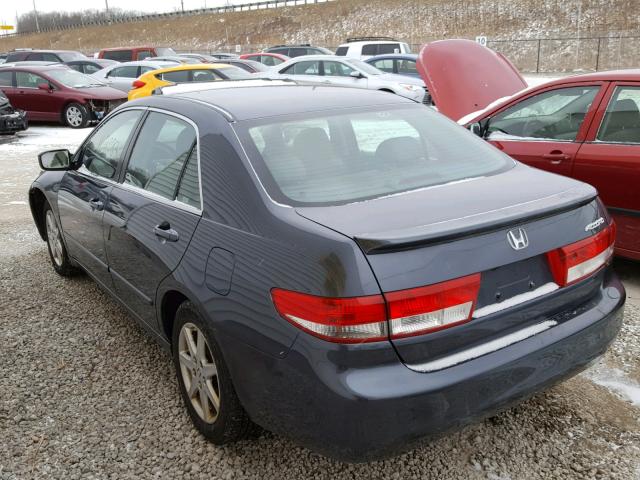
239,52 -> 289,67
418,40 -> 640,260
0,65 -> 127,128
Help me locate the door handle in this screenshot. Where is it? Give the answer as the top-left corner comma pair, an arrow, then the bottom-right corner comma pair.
89,198 -> 104,211
542,151 -> 570,164
154,222 -> 179,242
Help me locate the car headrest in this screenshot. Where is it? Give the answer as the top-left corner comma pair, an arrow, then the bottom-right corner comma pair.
375,136 -> 423,167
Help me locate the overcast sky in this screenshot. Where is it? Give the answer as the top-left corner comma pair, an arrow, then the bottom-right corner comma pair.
5,0 -> 253,24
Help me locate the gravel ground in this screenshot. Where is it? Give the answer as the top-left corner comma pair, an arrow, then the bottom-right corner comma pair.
1,126 -> 639,480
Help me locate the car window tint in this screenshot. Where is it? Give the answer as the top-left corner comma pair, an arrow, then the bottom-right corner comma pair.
124,112 -> 196,201
335,46 -> 348,56
138,50 -> 152,60
323,61 -> 355,77
488,86 -> 599,141
176,150 -> 200,209
378,44 -> 401,54
103,50 -> 132,61
160,70 -> 191,82
42,53 -> 59,62
82,110 -> 143,179
289,48 -> 306,57
361,45 -> 378,56
597,86 -> 640,144
397,59 -> 417,74
109,66 -> 139,78
84,64 -> 101,74
243,106 -> 513,206
286,60 -> 320,75
0,71 -> 12,86
68,64 -> 82,72
139,66 -> 155,74
192,69 -> 219,81
372,58 -> 394,73
16,72 -> 48,88
27,53 -> 44,61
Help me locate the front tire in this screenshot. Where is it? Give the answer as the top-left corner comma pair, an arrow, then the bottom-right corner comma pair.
172,301 -> 255,444
63,103 -> 90,128
43,202 -> 77,276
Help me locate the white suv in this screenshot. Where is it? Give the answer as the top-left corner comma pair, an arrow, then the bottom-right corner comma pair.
335,37 -> 412,60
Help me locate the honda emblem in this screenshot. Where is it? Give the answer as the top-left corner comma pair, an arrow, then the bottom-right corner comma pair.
507,228 -> 529,251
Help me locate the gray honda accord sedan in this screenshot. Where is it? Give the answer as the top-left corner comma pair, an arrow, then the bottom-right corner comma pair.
28,85 -> 625,462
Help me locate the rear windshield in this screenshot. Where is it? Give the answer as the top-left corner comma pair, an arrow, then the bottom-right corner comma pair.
216,66 -> 252,80
102,50 -> 132,61
237,105 -> 514,206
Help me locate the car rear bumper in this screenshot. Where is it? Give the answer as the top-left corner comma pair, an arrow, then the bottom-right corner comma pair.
221,270 -> 625,462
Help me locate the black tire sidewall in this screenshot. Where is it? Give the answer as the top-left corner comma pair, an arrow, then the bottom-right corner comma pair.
172,301 -> 248,444
43,201 -> 76,276
63,102 -> 89,128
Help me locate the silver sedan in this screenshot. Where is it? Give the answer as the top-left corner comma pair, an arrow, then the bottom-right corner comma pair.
91,60 -> 178,92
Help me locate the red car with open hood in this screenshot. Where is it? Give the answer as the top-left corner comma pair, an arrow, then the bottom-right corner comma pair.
418,39 -> 640,260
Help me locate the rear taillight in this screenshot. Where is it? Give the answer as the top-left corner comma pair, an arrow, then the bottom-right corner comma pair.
271,289 -> 387,343
271,273 -> 481,343
132,80 -> 146,89
546,222 -> 616,287
385,274 -> 481,339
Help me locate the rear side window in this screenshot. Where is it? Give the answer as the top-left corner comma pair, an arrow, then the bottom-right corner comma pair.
335,47 -> 348,56
284,61 -> 320,75
42,53 -> 60,62
109,66 -> 139,78
27,53 -> 44,61
103,50 -> 132,61
0,71 -> 12,86
124,112 -> 197,203
160,70 -> 191,83
289,48 -> 306,57
361,45 -> 377,56
597,86 -> 640,144
68,64 -> 82,72
137,50 -> 152,60
81,110 -> 143,179
241,105 -> 513,206
378,44 -> 401,54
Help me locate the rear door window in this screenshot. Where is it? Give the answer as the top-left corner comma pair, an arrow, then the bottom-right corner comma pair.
322,61 -> 355,77
597,86 -> 640,143
361,44 -> 378,56
108,66 -> 139,78
397,59 -> 417,75
289,48 -> 307,57
160,70 -> 191,83
488,86 -> 599,141
27,53 -> 44,61
371,58 -> 394,73
284,60 -> 320,75
123,112 -> 197,202
80,110 -> 143,179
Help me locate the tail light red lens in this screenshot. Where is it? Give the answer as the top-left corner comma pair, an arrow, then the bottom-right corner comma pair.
132,80 -> 146,89
546,222 -> 616,287
385,274 -> 481,339
271,274 -> 481,343
271,289 -> 387,343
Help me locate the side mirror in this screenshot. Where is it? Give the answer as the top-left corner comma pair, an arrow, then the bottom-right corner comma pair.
37,82 -> 52,91
39,149 -> 71,170
349,70 -> 365,79
469,122 -> 484,137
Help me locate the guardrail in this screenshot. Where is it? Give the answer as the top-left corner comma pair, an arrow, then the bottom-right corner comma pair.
3,0 -> 333,37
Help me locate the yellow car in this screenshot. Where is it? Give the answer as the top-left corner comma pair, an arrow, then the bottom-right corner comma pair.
128,63 -> 252,100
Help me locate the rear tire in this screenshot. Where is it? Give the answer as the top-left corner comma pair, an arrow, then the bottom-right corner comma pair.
43,202 -> 77,277
172,301 -> 255,444
63,103 -> 90,128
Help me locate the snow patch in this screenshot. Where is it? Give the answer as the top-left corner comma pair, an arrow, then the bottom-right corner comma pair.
583,363 -> 640,407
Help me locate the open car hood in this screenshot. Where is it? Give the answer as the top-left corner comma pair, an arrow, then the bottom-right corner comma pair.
417,39 -> 528,121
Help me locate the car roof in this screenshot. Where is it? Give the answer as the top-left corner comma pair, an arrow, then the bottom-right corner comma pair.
339,40 -> 404,46
366,54 -> 418,61
108,60 -> 177,68
100,46 -> 158,51
0,64 -> 69,72
161,84 -> 414,121
542,69 -> 640,83
10,48 -> 81,53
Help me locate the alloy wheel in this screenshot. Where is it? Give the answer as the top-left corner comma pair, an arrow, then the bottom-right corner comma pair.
45,209 -> 64,267
65,106 -> 83,127
178,322 -> 221,424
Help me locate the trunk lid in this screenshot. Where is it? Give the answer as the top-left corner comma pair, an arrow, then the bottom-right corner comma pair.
296,164 -> 605,367
416,39 -> 527,121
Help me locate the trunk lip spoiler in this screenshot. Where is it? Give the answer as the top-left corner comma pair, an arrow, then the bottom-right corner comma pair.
354,187 -> 597,254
